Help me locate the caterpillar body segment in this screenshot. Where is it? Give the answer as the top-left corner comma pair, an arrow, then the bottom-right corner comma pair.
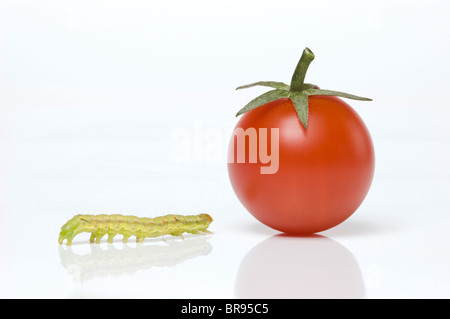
58,213 -> 213,245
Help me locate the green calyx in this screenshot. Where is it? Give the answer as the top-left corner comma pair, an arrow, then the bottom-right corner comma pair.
235,47 -> 372,129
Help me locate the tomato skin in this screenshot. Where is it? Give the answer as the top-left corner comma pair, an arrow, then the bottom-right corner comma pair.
227,96 -> 375,234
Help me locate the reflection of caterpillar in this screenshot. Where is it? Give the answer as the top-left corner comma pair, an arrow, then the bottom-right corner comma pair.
59,236 -> 213,282
58,214 -> 213,245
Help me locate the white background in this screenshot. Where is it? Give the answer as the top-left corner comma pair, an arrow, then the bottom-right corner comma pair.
0,0 -> 449,298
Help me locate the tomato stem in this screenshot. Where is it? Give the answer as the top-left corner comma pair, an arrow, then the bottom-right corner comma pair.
235,46 -> 372,130
289,47 -> 315,92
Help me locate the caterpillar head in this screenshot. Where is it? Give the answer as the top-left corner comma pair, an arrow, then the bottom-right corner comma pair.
199,214 -> 213,225
58,215 -> 92,245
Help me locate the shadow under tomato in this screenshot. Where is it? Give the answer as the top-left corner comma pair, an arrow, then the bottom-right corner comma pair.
234,234 -> 365,299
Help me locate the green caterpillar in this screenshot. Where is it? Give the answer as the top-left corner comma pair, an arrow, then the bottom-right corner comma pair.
58,213 -> 213,245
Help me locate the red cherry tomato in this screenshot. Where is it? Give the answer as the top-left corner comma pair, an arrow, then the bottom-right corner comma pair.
227,95 -> 374,234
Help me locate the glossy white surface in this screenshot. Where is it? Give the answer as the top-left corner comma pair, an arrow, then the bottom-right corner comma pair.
1,0 -> 449,298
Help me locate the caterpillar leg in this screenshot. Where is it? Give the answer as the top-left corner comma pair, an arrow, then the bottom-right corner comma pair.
59,230 -> 78,245
59,235 -> 74,245
122,234 -> 131,243
65,237 -> 74,246
107,233 -> 117,243
95,234 -> 105,244
168,230 -> 185,239
90,230 -> 106,244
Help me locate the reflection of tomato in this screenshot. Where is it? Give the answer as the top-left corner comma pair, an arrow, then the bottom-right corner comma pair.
235,234 -> 365,298
228,48 -> 374,235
